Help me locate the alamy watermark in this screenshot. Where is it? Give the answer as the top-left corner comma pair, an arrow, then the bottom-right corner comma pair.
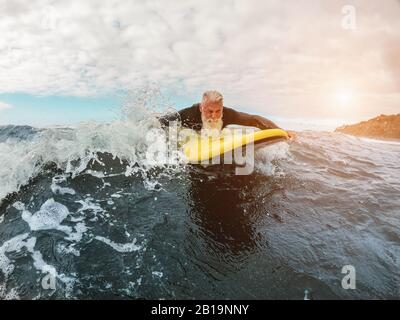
341,265 -> 356,290
41,271 -> 57,291
341,5 -> 357,30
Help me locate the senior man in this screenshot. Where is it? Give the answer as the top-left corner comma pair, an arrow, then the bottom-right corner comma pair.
159,90 -> 294,139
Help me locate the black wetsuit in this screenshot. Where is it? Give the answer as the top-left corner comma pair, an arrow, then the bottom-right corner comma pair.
159,103 -> 280,131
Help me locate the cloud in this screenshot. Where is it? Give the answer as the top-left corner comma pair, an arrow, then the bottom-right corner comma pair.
0,102 -> 13,110
0,0 -> 400,119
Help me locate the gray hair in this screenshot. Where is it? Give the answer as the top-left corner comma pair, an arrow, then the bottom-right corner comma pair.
202,90 -> 223,105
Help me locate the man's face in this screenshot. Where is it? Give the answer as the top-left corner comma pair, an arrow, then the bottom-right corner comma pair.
200,102 -> 223,122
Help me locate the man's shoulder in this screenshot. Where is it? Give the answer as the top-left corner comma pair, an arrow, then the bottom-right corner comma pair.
180,103 -> 200,113
223,106 -> 236,113
222,106 -> 241,119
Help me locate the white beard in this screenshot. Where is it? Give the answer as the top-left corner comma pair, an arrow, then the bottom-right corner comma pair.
201,115 -> 223,137
201,115 -> 223,131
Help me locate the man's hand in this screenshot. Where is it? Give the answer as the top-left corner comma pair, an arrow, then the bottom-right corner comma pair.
287,130 -> 297,141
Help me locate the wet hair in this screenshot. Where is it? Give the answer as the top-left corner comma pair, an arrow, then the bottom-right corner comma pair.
201,90 -> 223,106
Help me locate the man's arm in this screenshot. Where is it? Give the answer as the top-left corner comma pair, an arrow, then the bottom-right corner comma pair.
158,105 -> 201,130
225,108 -> 280,130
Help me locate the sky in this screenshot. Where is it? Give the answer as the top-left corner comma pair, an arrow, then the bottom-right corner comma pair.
0,0 -> 399,128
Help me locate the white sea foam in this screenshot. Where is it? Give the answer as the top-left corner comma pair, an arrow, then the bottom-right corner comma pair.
152,271 -> 163,278
0,234 -> 76,297
2,199 -> 83,297
84,170 -> 107,178
30,247 -> 76,296
14,199 -> 90,254
31,249 -> 57,276
94,236 -> 142,253
0,234 -> 72,297
0,233 -> 34,277
51,175 -> 76,195
56,243 -> 80,257
111,193 -> 122,198
21,198 -> 71,232
255,141 -> 291,175
65,222 -> 88,242
75,197 -> 106,221
0,284 -> 20,300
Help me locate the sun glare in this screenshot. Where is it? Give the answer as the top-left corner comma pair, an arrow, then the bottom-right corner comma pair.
336,91 -> 353,107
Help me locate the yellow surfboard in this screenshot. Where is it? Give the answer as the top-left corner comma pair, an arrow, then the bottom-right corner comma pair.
183,128 -> 288,163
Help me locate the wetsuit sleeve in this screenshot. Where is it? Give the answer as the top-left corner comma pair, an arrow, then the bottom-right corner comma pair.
158,107 -> 192,127
226,108 -> 280,130
158,105 -> 201,129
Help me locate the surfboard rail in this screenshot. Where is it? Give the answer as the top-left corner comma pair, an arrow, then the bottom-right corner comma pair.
183,128 -> 288,163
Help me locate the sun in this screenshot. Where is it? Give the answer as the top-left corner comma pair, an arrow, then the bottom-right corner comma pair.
335,91 -> 353,107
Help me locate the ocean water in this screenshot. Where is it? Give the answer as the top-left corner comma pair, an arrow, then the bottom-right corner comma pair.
0,113 -> 399,299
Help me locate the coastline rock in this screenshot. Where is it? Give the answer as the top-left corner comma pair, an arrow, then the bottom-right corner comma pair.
335,114 -> 400,140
